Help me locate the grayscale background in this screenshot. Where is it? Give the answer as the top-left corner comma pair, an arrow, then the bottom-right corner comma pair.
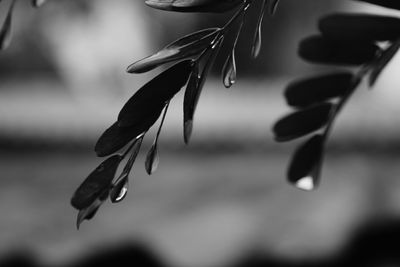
1,0 -> 400,266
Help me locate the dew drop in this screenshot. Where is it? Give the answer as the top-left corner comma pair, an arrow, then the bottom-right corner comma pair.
110,177 -> 129,203
295,176 -> 315,191
222,51 -> 237,88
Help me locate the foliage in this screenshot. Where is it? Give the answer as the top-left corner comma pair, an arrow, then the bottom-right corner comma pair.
2,0 -> 400,228
70,0 -> 280,228
273,0 -> 400,191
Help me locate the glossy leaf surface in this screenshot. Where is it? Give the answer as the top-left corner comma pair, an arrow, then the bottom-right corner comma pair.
71,155 -> 122,210
95,120 -> 153,157
183,38 -> 223,144
273,103 -> 333,142
288,134 -> 324,191
127,28 -> 220,73
369,40 -> 400,86
285,72 -> 354,108
299,35 -> 379,66
319,14 -> 400,42
119,60 -> 192,127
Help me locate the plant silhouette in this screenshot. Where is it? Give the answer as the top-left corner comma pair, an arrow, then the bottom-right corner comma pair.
70,0 -> 281,228
273,0 -> 400,191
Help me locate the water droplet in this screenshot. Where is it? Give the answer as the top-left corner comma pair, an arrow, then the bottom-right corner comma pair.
110,176 -> 129,203
295,176 -> 315,191
222,51 -> 237,88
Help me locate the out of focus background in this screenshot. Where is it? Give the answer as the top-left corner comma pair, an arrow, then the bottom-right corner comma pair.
1,0 -> 400,266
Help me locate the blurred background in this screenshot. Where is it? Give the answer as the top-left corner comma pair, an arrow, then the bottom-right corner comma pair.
1,0 -> 400,266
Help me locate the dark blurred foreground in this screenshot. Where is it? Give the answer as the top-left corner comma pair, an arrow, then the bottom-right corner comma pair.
2,218 -> 400,267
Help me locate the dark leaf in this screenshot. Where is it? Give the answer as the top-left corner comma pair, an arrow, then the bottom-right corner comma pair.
252,0 -> 267,58
119,60 -> 192,127
76,198 -> 102,229
369,39 -> 400,86
222,50 -> 237,88
288,134 -> 324,191
145,103 -> 168,175
356,0 -> 400,10
145,143 -> 159,175
95,120 -> 152,157
319,14 -> 400,42
298,35 -> 379,66
145,0 -> 243,13
127,28 -> 221,73
110,136 -> 144,203
183,37 -> 224,144
273,103 -> 333,142
0,0 -> 16,51
183,64 -> 200,144
32,0 -> 47,8
285,72 -> 354,108
71,155 -> 122,210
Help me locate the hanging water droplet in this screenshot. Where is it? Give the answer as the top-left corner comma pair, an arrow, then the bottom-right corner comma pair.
145,143 -> 159,175
110,176 -> 129,203
295,176 -> 315,191
222,51 -> 237,88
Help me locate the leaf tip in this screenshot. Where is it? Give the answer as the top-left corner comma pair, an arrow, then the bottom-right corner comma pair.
184,120 -> 193,144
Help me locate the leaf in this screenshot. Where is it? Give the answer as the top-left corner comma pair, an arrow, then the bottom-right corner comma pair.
369,39 -> 400,86
183,64 -> 200,144
145,102 -> 169,175
222,50 -> 237,88
285,72 -> 354,108
0,0 -> 16,51
32,0 -> 47,8
298,35 -> 379,66
319,14 -> 400,42
356,0 -> 400,10
145,0 -> 243,13
183,37 -> 224,144
119,60 -> 192,127
267,0 -> 279,15
273,103 -> 333,142
71,155 -> 122,210
145,144 -> 159,175
95,120 -> 153,157
76,197 -> 103,229
288,134 -> 324,191
252,0 -> 267,58
110,136 -> 144,203
127,28 -> 221,73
